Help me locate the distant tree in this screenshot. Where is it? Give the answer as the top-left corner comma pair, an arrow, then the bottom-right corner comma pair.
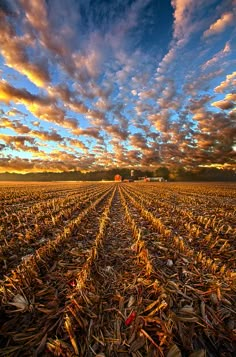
155,166 -> 170,179
169,166 -> 187,181
0,167 -> 235,182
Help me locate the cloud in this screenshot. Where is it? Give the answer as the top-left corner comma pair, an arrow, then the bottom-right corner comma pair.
0,155 -> 95,173
184,69 -> 224,95
148,110 -> 171,132
31,129 -> 64,142
95,98 -> 112,111
157,0 -> 209,75
0,117 -> 31,134
72,127 -> 102,141
104,0 -> 152,53
135,102 -> 153,116
156,47 -> 176,75
19,0 -> 70,59
201,41 -> 231,71
0,80 -> 49,105
214,71 -> 236,93
0,0 -> 235,172
7,108 -> 26,117
188,95 -> 213,112
211,99 -> 235,110
129,133 -> 148,150
73,50 -> 103,80
0,10 -> 50,87
225,93 -> 236,101
19,0 -> 151,85
0,80 -> 78,129
191,108 -> 235,163
171,0 -> 198,40
0,0 -> 16,16
105,124 -> 129,141
86,109 -> 108,127
0,133 -> 40,153
68,139 -> 87,151
204,12 -> 234,38
138,89 -> 156,100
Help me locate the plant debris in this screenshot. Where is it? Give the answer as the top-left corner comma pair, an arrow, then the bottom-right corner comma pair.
0,181 -> 235,356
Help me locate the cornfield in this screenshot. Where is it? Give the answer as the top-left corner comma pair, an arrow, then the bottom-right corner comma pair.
0,181 -> 235,356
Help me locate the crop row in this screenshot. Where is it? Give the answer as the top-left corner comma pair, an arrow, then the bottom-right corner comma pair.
0,182 -> 235,356
122,183 -> 235,271
0,184 -> 116,355
119,185 -> 235,356
0,184 -> 113,277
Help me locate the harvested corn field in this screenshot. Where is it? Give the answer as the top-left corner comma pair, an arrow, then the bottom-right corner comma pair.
0,181 -> 235,357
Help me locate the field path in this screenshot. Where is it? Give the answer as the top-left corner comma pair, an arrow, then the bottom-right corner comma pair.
66,187 -> 148,356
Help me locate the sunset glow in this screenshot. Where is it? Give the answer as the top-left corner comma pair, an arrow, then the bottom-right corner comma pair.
0,0 -> 235,173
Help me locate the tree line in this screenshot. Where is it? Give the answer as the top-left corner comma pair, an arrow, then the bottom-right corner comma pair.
0,167 -> 235,181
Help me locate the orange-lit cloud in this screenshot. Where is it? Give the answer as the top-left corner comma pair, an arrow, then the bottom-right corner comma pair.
0,133 -> 41,154
0,118 -> 31,134
0,80 -> 78,130
0,11 -> 50,87
31,130 -> 64,142
204,12 -> 234,38
68,139 -> 87,151
211,100 -> 235,110
214,71 -> 236,93
0,80 -> 50,105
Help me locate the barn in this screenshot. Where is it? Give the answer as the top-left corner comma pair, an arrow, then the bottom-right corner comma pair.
114,174 -> 122,182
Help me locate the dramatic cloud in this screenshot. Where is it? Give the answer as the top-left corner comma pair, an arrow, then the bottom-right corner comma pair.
0,0 -> 235,172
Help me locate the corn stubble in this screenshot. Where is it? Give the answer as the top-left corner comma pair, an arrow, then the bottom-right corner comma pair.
0,181 -> 235,356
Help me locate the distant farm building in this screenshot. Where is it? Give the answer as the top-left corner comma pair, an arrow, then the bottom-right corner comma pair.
138,176 -> 165,182
114,174 -> 122,182
145,177 -> 165,182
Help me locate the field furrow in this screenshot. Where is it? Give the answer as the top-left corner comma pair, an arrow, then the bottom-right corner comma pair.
60,188 -> 148,356
0,181 -> 235,357
122,184 -> 236,271
0,185 -> 112,277
119,185 -> 236,356
0,185 -> 115,355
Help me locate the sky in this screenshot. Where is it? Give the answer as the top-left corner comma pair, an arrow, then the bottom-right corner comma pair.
0,0 -> 235,173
